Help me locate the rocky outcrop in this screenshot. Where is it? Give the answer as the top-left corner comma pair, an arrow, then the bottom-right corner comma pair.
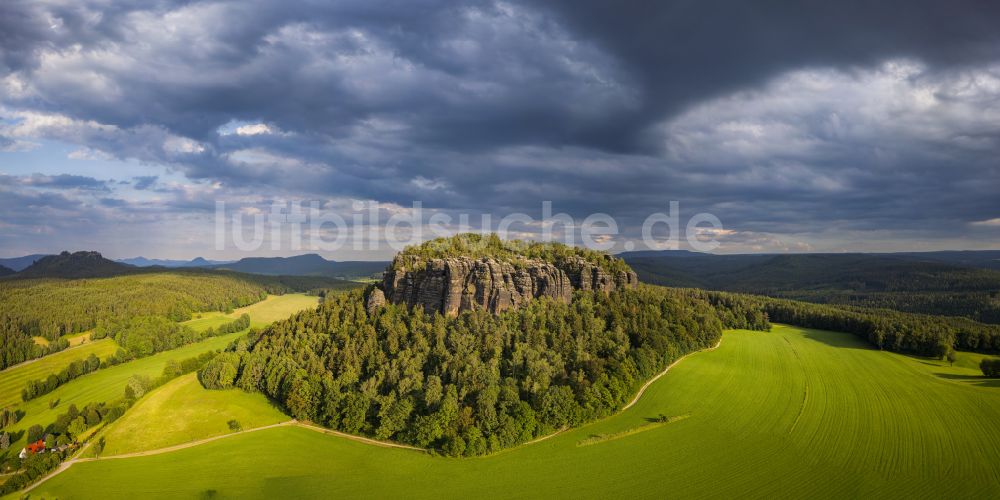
377,256 -> 637,316
365,286 -> 385,316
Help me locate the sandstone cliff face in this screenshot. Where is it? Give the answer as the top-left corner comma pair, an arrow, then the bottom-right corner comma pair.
377,256 -> 637,316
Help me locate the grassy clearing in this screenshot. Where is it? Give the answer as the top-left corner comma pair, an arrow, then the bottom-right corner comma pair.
97,373 -> 287,456
64,331 -> 93,347
27,324 -> 1000,499
233,293 -> 318,327
183,293 -> 318,330
0,339 -> 119,408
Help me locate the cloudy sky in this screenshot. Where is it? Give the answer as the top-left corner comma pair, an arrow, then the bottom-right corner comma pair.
1,0 -> 999,260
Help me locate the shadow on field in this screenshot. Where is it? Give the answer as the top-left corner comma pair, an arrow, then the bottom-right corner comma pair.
796,329 -> 872,351
935,373 -> 1000,388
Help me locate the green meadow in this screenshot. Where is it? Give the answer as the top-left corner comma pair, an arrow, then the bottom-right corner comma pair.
96,373 -> 287,456
27,325 -> 1000,499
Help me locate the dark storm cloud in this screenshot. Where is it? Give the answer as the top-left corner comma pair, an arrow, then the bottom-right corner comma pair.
536,0 -> 1000,151
0,0 -> 998,253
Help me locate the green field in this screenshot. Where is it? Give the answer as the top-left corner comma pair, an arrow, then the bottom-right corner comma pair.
26,325 -> 1000,498
0,339 -> 119,408
98,373 -> 287,456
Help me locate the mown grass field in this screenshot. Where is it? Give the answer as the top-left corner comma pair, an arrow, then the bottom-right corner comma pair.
96,373 -> 287,456
0,339 -> 119,408
27,325 -> 1000,499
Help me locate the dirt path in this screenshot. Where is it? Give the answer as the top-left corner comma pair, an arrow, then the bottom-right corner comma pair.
293,422 -> 426,451
20,421 -> 297,494
90,421 -> 296,461
621,338 -> 723,412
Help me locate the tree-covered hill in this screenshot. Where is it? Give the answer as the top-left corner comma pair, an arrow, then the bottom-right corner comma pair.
201,285 -> 762,456
0,266 -> 13,277
13,251 -> 133,279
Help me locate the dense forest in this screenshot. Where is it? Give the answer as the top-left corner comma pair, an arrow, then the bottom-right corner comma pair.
201,285 -> 763,456
0,274 -> 266,340
770,290 -> 1000,325
625,253 -> 1000,323
391,233 -> 632,274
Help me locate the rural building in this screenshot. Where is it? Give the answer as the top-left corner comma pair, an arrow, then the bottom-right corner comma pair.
18,439 -> 46,459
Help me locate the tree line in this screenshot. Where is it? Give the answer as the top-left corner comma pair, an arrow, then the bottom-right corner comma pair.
692,290 -> 1000,356
21,354 -> 102,402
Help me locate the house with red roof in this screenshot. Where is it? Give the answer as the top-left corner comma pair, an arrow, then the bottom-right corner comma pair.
18,439 -> 46,459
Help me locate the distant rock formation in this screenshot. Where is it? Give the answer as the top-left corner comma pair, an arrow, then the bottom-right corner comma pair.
374,256 -> 637,316
15,251 -> 132,279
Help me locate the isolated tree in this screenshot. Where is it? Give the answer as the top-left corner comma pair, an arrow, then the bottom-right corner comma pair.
26,424 -> 44,443
93,436 -> 106,457
67,416 -> 87,440
946,349 -> 957,367
85,408 -> 101,426
125,375 -> 147,399
982,359 -> 1000,378
0,432 -> 9,450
